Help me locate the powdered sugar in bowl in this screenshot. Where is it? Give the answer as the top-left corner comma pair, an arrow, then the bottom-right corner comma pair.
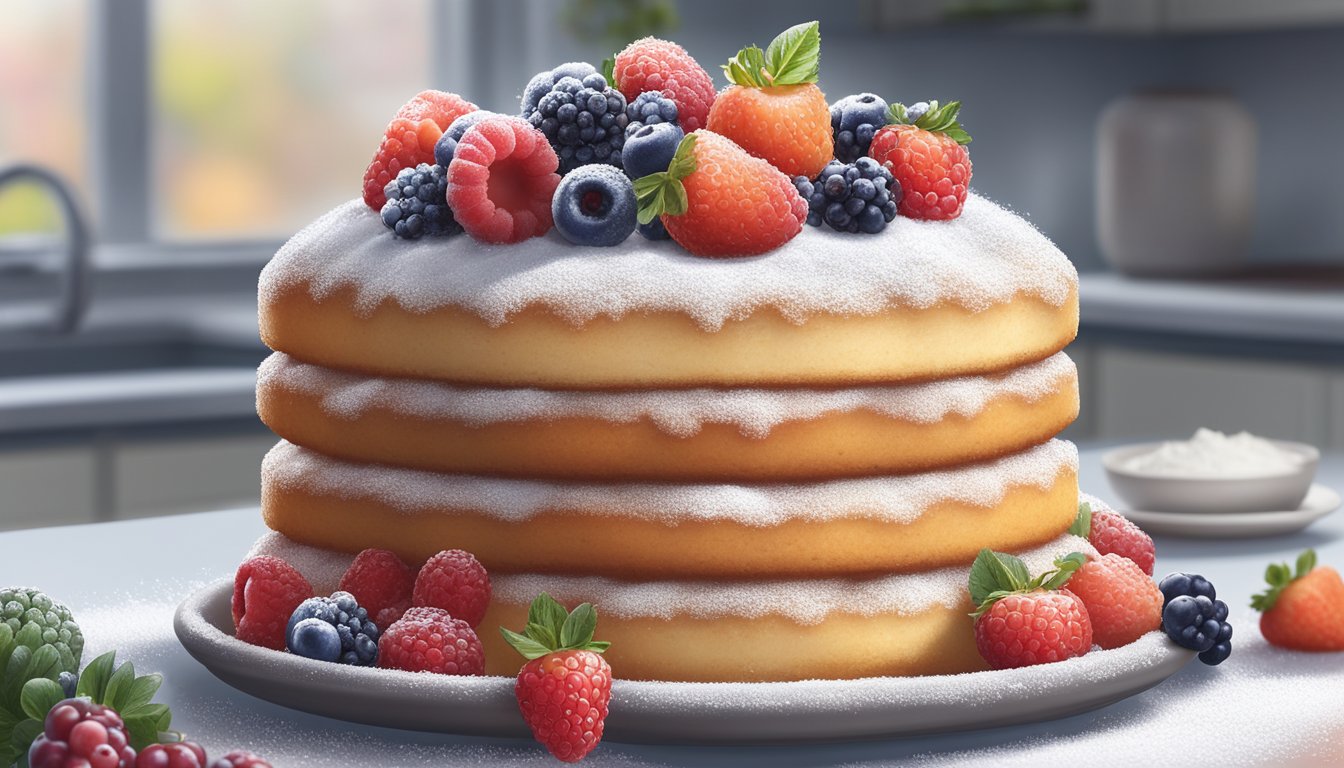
1103,429 -> 1319,514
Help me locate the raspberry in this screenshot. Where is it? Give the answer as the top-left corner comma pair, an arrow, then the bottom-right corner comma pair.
339,548 -> 415,618
411,549 -> 491,627
446,117 -> 561,244
379,163 -> 461,239
794,157 -> 900,234
374,600 -> 411,628
1088,504 -> 1156,576
868,100 -> 973,221
135,742 -> 207,768
974,590 -> 1093,670
378,611 -> 484,675
612,37 -> 716,132
527,73 -> 628,175
286,592 -> 381,666
362,91 -> 477,211
28,698 -> 136,768
625,90 -> 678,133
1067,553 -> 1164,649
208,752 -> 271,768
232,556 -> 313,650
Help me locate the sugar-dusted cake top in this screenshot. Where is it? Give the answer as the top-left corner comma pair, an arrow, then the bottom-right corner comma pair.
261,192 -> 1076,331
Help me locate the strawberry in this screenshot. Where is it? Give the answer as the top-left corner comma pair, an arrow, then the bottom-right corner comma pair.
706,22 -> 833,179
610,37 -> 716,132
1253,549 -> 1344,651
362,90 -> 477,211
1071,498 -> 1156,576
969,549 -> 1093,670
1066,553 -> 1163,649
868,100 -> 972,221
501,593 -> 613,763
634,131 -> 806,257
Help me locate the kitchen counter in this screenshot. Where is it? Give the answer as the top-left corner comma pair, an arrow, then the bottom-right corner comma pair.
3,447 -> 1343,766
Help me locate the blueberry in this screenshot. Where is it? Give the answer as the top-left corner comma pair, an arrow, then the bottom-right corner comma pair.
637,217 -> 672,241
434,110 -> 500,167
622,122 -> 684,179
830,93 -> 889,162
626,91 -> 680,134
1159,572 -> 1217,606
1163,595 -> 1219,652
289,618 -> 341,662
552,164 -> 637,247
1199,641 -> 1232,666
906,101 -> 931,122
58,671 -> 78,699
582,73 -> 608,90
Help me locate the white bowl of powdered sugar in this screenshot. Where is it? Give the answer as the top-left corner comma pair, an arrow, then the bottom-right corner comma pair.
1103,429 -> 1319,514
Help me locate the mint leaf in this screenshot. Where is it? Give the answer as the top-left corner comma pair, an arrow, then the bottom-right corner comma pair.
559,603 -> 597,649
19,678 -> 62,722
1296,549 -> 1317,579
499,627 -> 551,661
123,713 -> 161,752
526,593 -> 568,639
103,660 -> 135,712
1068,502 -> 1093,538
968,549 -> 1029,606
722,44 -> 768,87
76,651 -> 116,701
120,672 -> 163,715
634,133 -> 696,224
764,21 -> 820,85
1036,552 -> 1088,591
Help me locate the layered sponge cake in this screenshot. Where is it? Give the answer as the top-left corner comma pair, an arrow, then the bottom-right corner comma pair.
253,187 -> 1085,681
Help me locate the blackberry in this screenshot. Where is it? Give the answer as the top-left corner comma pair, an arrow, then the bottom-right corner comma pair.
793,157 -> 900,234
830,93 -> 889,163
286,591 -> 380,667
521,62 -> 598,117
380,163 -> 462,240
528,73 -> 628,175
625,90 -> 679,134
1158,572 -> 1232,666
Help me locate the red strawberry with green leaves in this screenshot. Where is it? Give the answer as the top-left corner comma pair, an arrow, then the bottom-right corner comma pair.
868,100 -> 972,221
501,593 -> 613,763
635,131 -> 806,257
969,549 -> 1093,669
1253,549 -> 1344,651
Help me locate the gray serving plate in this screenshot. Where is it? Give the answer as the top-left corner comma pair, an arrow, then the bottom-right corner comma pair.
176,580 -> 1194,745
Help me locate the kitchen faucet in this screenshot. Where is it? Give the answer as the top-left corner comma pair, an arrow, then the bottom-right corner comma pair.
0,164 -> 90,335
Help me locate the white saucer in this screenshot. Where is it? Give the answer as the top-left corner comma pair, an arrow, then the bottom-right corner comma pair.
1123,483 -> 1341,539
176,580 -> 1194,745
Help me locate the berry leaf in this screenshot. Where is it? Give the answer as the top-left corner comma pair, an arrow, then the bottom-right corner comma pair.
635,133 -> 697,224
1068,502 -> 1093,538
119,672 -> 164,715
501,593 -> 611,660
601,56 -> 616,87
1034,552 -> 1088,592
559,603 -> 598,649
76,650 -> 116,701
1296,549 -> 1318,579
18,678 -> 61,722
499,628 -> 552,661
764,21 -> 821,86
9,717 -> 40,767
1253,549 -> 1318,612
123,713 -> 162,752
103,658 -> 135,712
968,549 -> 1031,607
889,100 -> 973,145
722,45 -> 769,88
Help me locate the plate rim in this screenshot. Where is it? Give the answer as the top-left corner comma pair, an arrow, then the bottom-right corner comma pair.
176,579 -> 1195,745
1123,483 -> 1341,529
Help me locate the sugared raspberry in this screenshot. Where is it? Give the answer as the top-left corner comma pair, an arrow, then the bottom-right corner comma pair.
974,589 -> 1093,670
868,100 -> 972,221
1087,502 -> 1156,576
135,742 -> 207,768
612,37 -> 716,132
207,751 -> 271,768
29,699 -> 136,768
231,556 -> 313,650
374,600 -> 412,628
1067,553 -> 1164,649
515,650 -> 612,763
411,549 -> 491,628
339,548 -> 415,618
446,117 -> 561,244
362,91 -> 477,210
378,611 -> 484,675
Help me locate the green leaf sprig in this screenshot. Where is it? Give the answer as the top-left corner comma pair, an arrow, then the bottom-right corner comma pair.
968,549 -> 1088,618
1251,549 -> 1318,612
633,132 -> 697,224
889,100 -> 972,145
722,21 -> 821,88
500,593 -> 611,661
1068,501 -> 1093,538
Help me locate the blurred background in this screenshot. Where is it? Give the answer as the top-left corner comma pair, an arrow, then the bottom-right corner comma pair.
1,0 -> 1343,531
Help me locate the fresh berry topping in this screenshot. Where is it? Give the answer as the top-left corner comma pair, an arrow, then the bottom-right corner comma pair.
830,93 -> 889,163
552,164 -> 638,247
637,218 -> 671,241
135,742 -> 207,768
1065,553 -> 1163,649
968,549 -> 1093,670
231,556 -> 313,650
362,91 -> 477,210
374,601 -> 411,628
0,587 -> 84,674
868,100 -> 972,221
793,157 -> 900,234
412,549 -> 492,627
378,609 -> 484,675
502,593 -> 613,763
446,117 -> 561,244
1158,572 -> 1218,604
1072,500 -> 1156,576
434,110 -> 503,167
29,699 -> 136,768
58,670 -> 79,699
527,73 -> 628,175
707,22 -> 832,179
905,101 -> 931,123
522,62 -> 599,118
286,591 -> 381,666
207,751 -> 272,768
622,122 -> 685,180
339,548 -> 416,619
379,163 -> 461,239
611,37 -> 716,132
625,90 -> 679,134
1253,549 -> 1344,651
1163,595 -> 1229,653
635,131 -> 806,257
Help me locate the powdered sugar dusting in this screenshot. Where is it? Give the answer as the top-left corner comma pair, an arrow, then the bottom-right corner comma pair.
258,352 -> 1076,439
259,194 -> 1077,330
262,439 -> 1077,526
249,531 -> 1095,624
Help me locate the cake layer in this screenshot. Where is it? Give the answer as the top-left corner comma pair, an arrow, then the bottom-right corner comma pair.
249,530 -> 1098,682
259,195 -> 1078,388
261,439 -> 1079,579
257,351 -> 1079,481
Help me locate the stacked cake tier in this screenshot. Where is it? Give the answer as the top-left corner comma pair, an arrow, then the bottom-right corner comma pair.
254,191 -> 1082,681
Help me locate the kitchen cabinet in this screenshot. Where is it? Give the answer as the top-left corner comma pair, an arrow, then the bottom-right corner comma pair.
112,434 -> 274,520
0,447 -> 97,530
